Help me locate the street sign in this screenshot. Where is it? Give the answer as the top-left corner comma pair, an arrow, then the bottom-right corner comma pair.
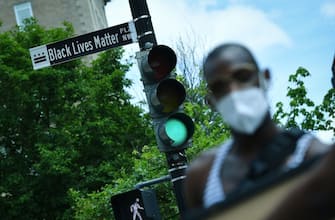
29,21 -> 137,70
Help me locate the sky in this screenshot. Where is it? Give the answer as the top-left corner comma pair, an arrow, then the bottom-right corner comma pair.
104,0 -> 335,142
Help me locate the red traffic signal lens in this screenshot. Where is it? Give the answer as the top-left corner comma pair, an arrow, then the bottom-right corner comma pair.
148,45 -> 177,81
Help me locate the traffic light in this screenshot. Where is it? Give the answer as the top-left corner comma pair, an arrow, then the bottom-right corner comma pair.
136,45 -> 194,152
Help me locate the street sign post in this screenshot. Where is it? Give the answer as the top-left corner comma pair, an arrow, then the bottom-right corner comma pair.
29,21 -> 137,70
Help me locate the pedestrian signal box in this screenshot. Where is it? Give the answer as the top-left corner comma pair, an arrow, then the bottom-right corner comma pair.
111,189 -> 161,220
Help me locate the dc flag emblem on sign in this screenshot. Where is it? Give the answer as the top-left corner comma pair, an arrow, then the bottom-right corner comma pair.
29,45 -> 50,70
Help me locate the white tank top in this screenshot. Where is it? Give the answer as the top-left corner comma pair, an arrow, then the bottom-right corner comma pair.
203,133 -> 315,208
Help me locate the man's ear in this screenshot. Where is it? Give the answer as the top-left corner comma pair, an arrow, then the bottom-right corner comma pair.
259,68 -> 271,91
264,68 -> 271,80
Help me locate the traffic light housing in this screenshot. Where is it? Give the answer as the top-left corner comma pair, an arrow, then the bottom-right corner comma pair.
136,45 -> 194,152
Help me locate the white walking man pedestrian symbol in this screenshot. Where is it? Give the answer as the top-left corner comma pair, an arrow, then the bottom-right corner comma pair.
130,198 -> 144,220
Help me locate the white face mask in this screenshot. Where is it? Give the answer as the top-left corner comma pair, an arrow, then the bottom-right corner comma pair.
215,87 -> 269,134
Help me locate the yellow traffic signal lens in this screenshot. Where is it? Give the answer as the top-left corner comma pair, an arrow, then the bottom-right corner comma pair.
157,79 -> 186,113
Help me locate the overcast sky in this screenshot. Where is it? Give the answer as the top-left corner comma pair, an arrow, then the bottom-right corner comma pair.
104,0 -> 335,142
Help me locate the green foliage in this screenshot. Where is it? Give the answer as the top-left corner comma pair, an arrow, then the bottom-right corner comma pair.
0,19 -> 154,220
69,146 -> 178,219
273,67 -> 335,133
0,19 -> 80,220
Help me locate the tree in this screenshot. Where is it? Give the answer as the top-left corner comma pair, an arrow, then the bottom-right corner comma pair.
273,66 -> 335,134
0,19 -> 154,220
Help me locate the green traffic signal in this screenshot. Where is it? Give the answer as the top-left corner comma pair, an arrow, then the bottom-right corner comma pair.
165,118 -> 188,147
158,113 -> 194,150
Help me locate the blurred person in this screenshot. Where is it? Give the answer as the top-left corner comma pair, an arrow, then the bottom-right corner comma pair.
183,43 -> 331,213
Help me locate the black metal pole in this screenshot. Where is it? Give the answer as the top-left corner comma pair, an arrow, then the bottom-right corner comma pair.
135,175 -> 171,189
129,0 -> 157,51
128,0 -> 187,216
166,150 -> 188,214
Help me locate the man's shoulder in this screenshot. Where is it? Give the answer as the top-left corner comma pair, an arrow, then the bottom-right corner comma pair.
184,146 -> 222,208
187,147 -> 219,172
278,128 -> 332,159
285,128 -> 333,157
305,134 -> 333,158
